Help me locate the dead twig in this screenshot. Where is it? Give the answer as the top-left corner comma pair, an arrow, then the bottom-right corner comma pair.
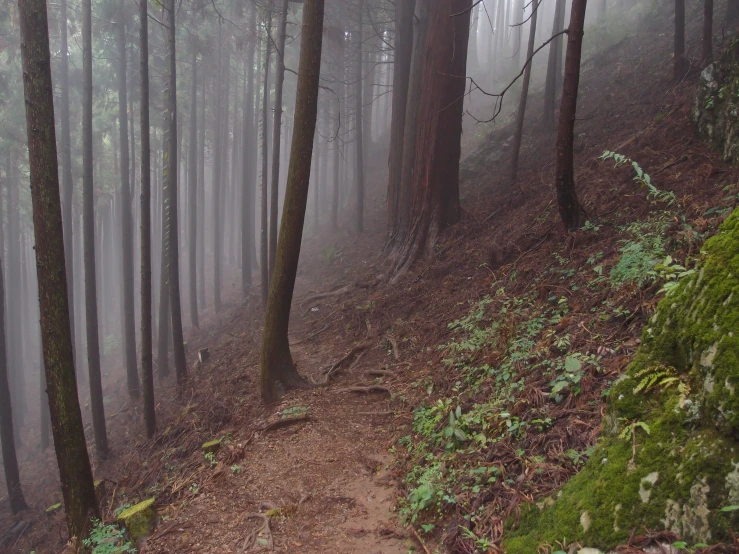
409,526 -> 431,554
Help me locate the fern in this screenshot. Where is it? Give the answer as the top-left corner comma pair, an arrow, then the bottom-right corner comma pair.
632,364 -> 690,401
599,150 -> 676,205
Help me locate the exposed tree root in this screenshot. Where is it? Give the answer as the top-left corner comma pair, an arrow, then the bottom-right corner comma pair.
311,343 -> 370,384
297,284 -> 352,307
335,385 -> 391,394
241,512 -> 274,552
260,415 -> 311,433
385,334 -> 400,361
358,411 -> 394,416
364,369 -> 396,379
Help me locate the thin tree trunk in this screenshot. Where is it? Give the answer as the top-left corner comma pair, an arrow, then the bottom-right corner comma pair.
510,0 -> 539,184
386,0 -> 415,249
117,3 -> 139,399
260,0 -> 324,404
703,0 -> 714,67
166,0 -> 188,387
82,0 -> 108,458
675,0 -> 689,79
139,0 -> 155,438
18,0 -> 99,535
269,0 -> 289,281
188,46 -> 199,329
242,2 -> 257,297
543,0 -> 566,130
354,1 -> 365,234
60,0 -> 75,377
0,254 -> 25,512
198,70 -> 206,309
157,124 -> 171,380
260,10 -> 273,306
555,0 -> 587,231
7,149 -> 24,439
212,25 -> 224,313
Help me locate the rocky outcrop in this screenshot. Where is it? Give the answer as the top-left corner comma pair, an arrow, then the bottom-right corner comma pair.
504,208 -> 739,552
695,38 -> 739,164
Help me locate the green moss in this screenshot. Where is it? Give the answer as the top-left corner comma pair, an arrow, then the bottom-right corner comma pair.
116,498 -> 156,542
202,439 -> 221,453
45,502 -> 62,515
504,209 -> 739,552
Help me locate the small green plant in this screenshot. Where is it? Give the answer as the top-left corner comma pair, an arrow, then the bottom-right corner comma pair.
188,483 -> 199,495
672,541 -> 710,552
83,519 -> 136,554
654,255 -> 696,295
610,220 -> 670,287
599,150 -> 676,205
204,451 -> 217,468
230,464 -> 243,474
281,406 -> 309,419
632,363 -> 690,403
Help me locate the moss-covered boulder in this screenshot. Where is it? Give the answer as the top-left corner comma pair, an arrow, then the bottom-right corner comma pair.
694,38 -> 739,164
117,498 -> 157,542
505,209 -> 739,552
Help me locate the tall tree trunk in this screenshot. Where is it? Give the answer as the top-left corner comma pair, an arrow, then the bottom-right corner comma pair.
188,46 -> 199,329
7,149 -> 24,438
82,0 -> 108,458
18,0 -> 99,535
704,0 -> 714,67
242,2 -> 257,297
354,1 -> 365,234
514,0 -> 525,67
510,0 -> 539,184
139,0 -> 155,438
0,254 -> 25,512
675,0 -> 689,79
260,10 -> 273,306
391,0 -> 471,277
117,3 -> 139,399
555,0 -> 587,231
166,0 -> 188,387
198,71 -> 206,309
60,0 -> 75,376
394,1 -> 430,251
386,0 -> 416,250
331,30 -> 345,231
212,25 -> 224,313
260,0 -> 324,404
543,0 -> 566,130
269,0 -> 289,281
157,123 -> 171,380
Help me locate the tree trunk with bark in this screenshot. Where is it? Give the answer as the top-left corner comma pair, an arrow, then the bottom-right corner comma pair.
165,0 -> 188,388
386,0 -> 416,250
543,0 -> 566,130
242,2 -> 257,297
391,0 -> 470,277
139,0 -> 155,438
269,0 -> 289,281
212,26 -> 224,313
510,0 -> 539,184
704,0 -> 714,67
260,11 -> 273,306
674,0 -> 689,79
555,0 -> 587,231
0,254 -> 25,512
188,46 -> 199,329
117,3 -> 139,399
260,0 -> 324,404
18,0 -> 99,535
354,1 -> 365,234
82,0 -> 108,458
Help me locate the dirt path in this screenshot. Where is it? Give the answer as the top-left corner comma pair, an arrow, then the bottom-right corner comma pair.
144,304 -> 411,553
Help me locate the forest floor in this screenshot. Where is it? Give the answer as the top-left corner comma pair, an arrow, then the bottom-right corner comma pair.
5,1 -> 739,553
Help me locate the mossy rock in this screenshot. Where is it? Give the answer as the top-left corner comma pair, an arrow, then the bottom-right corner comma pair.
45,502 -> 62,515
116,498 -> 157,542
202,439 -> 221,453
504,209 -> 739,552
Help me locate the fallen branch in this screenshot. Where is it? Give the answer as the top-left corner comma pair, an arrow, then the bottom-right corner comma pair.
358,411 -> 394,416
364,369 -> 395,379
409,526 -> 431,554
260,415 -> 311,433
241,513 -> 274,552
335,385 -> 390,394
